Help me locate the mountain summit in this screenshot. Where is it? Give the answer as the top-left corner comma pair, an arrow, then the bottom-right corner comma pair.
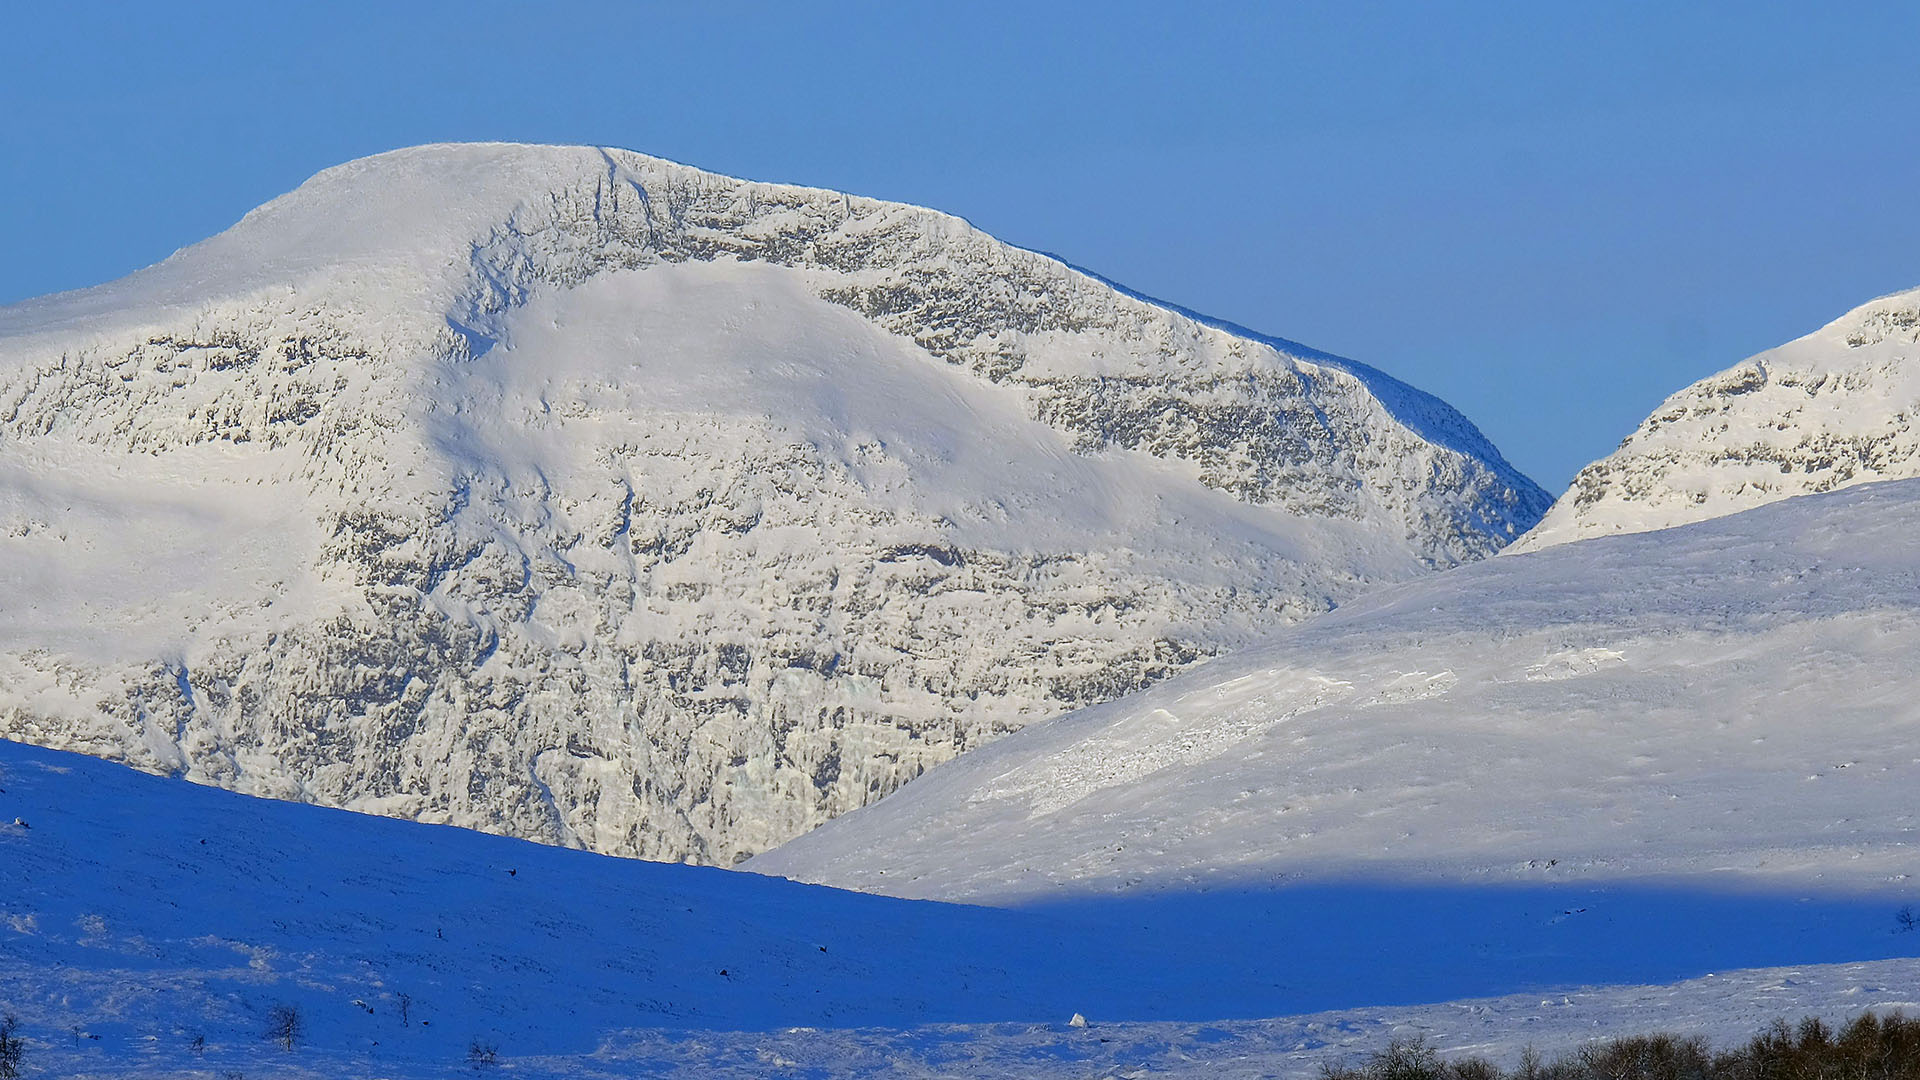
0,143 -> 1547,863
1516,284 -> 1920,550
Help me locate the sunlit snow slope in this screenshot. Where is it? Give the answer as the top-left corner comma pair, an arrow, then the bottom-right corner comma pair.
1517,285 -> 1920,550
751,478 -> 1920,902
0,143 -> 1546,865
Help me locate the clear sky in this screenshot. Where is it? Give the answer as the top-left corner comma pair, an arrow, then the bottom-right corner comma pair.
4,1 -> 1916,490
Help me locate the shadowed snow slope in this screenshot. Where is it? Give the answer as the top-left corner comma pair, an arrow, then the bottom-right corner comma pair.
1516,285 -> 1920,550
3,737 -> 1918,1079
0,143 -> 1547,865
750,478 -> 1920,902
0,737 -> 1233,1052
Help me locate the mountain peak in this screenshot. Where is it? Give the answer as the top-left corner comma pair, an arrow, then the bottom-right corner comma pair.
1514,282 -> 1920,551
1,144 -> 683,339
1,143 -> 1546,864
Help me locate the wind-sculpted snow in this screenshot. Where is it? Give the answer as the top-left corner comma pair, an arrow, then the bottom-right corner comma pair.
0,143 -> 1545,864
1516,285 -> 1920,550
750,479 -> 1920,901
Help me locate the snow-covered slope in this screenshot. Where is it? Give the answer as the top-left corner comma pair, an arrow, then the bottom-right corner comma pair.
1516,286 -> 1920,550
4,737 -> 1916,1079
0,143 -> 1547,864
0,734 -> 1223,1066
750,478 -> 1920,901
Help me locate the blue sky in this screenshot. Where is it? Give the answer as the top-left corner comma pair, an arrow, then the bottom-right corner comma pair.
3,2 -> 1916,489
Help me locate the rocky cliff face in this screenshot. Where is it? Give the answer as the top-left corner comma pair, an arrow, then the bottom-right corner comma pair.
1515,286 -> 1920,551
0,143 -> 1547,864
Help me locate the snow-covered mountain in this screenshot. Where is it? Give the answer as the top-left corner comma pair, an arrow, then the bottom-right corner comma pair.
749,477 -> 1920,901
0,143 -> 1547,865
1516,285 -> 1920,550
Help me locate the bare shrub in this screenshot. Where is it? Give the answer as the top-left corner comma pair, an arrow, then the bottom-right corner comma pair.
1320,1013 -> 1920,1080
264,1003 -> 303,1051
0,1014 -> 23,1080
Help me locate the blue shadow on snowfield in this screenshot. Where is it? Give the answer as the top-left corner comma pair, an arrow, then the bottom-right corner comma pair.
1003,878 -> 1920,1023
3,736 -> 1915,1053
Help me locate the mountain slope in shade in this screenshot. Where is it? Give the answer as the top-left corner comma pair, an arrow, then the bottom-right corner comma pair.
0,735 -> 1217,1048
1515,285 -> 1920,551
749,478 -> 1920,901
0,143 -> 1547,864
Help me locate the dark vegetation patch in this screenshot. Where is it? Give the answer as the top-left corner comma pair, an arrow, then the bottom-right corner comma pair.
1324,1012 -> 1920,1080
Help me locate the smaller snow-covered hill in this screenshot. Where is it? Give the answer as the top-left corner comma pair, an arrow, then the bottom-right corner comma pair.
750,478 -> 1920,902
1517,285 -> 1920,550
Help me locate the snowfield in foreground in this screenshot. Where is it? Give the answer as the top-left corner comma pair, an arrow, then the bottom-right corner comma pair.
752,478 -> 1920,901
2,737 -> 1916,1079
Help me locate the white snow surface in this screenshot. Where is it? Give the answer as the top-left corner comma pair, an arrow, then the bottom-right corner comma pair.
1516,284 -> 1920,550
3,737 -> 1916,1079
750,477 -> 1920,902
0,143 -> 1547,865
